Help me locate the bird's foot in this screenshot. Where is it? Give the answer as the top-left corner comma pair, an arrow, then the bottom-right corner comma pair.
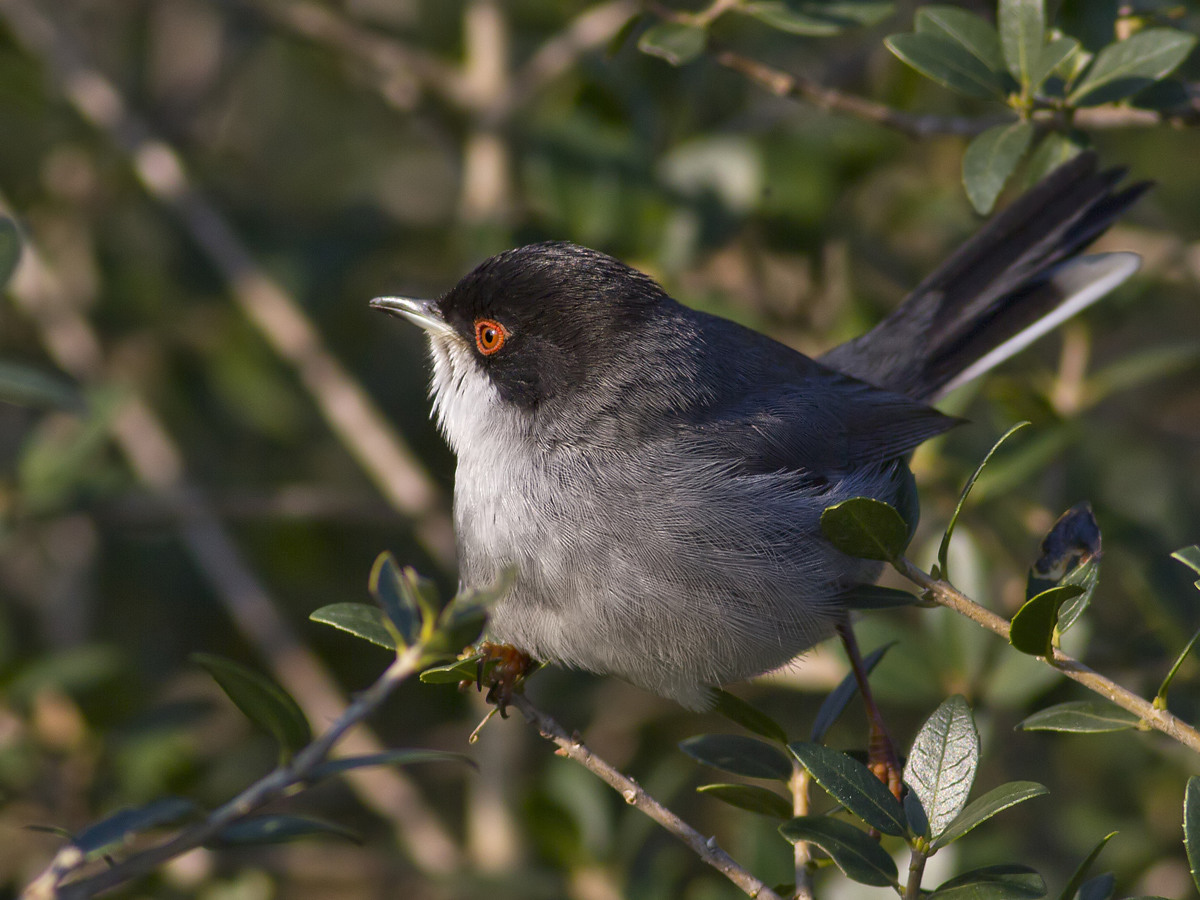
474,641 -> 535,717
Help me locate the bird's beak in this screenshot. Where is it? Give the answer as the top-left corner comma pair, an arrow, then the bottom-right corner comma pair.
369,296 -> 451,334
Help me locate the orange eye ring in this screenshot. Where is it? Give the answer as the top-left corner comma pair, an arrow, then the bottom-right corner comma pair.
475,319 -> 507,355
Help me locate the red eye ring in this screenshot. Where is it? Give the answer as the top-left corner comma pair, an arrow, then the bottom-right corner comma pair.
474,319 -> 507,355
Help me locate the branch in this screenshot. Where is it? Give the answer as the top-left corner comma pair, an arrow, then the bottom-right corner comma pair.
892,556 -> 1200,756
712,47 -> 1200,138
24,646 -> 426,899
511,693 -> 784,900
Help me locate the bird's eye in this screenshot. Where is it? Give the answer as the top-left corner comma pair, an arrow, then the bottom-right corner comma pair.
474,319 -> 507,355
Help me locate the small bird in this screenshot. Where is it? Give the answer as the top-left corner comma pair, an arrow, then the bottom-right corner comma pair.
373,154 -> 1145,712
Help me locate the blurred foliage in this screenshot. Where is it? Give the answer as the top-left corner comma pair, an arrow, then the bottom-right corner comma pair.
1,0 -> 1200,898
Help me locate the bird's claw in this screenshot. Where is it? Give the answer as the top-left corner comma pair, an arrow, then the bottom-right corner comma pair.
474,641 -> 534,717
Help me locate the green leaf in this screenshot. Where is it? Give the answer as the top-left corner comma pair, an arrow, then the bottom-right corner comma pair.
820,497 -> 910,561
1156,626 -> 1200,708
1029,37 -> 1081,91
1069,29 -> 1197,106
712,689 -> 789,744
637,22 -> 706,66
916,6 -> 1006,75
697,783 -> 792,819
310,603 -> 395,650
679,734 -> 793,781
191,653 -> 312,762
308,749 -> 475,780
426,593 -> 489,660
742,1 -> 893,36
779,816 -> 898,886
999,0 -> 1045,89
1018,700 -> 1140,733
1185,776 -> 1200,895
840,585 -> 918,609
963,121 -> 1036,214
1173,545 -> 1200,578
939,422 -> 1030,582
934,781 -> 1048,848
368,552 -> 421,646
1023,131 -> 1089,188
1009,585 -> 1084,656
1077,874 -> 1115,900
0,362 -> 83,412
811,642 -> 895,742
1054,559 -> 1100,635
1057,831 -> 1117,900
788,742 -> 907,836
208,816 -> 360,847
71,798 -> 198,859
904,695 -> 979,840
0,217 -> 21,289
420,654 -> 486,684
932,864 -> 1046,900
886,32 -> 1009,99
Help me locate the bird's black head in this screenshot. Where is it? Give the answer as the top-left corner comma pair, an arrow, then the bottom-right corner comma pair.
374,242 -> 673,409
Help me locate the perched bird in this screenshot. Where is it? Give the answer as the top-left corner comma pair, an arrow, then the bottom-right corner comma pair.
373,154 -> 1145,712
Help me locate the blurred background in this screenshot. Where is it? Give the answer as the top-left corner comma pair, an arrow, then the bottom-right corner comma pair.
1,0 -> 1199,897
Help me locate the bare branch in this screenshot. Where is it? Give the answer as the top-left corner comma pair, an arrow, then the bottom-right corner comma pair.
893,556 -> 1200,756
511,693 -> 785,900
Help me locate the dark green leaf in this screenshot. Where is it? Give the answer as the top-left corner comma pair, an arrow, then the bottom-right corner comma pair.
679,734 -> 792,781
208,816 -> 359,847
904,695 -> 979,840
420,654 -> 486,684
1009,585 -> 1084,656
310,603 -> 395,650
939,422 -> 1030,582
426,594 -> 489,660
1029,37 -> 1080,91
904,789 -> 930,838
1055,559 -> 1100,635
916,6 -> 1006,75
1057,831 -> 1117,900
1156,626 -> 1200,707
933,864 -> 1046,900
605,11 -> 646,58
1186,776 -> 1200,895
999,0 -> 1045,88
840,585 -> 918,609
72,798 -> 198,858
712,689 -> 789,744
1018,700 -> 1139,733
886,32 -> 1009,99
1173,545 -> 1200,577
697,783 -> 792,819
820,497 -> 910,561
934,781 -> 1048,848
192,653 -> 312,761
963,121 -> 1036,214
637,22 -> 706,66
779,816 -> 898,886
368,552 -> 421,646
1069,29 -> 1197,106
1077,874 -> 1115,900
742,1 -> 893,36
811,642 -> 894,742
1023,131 -> 1088,187
308,749 -> 475,780
789,742 -> 907,835
0,217 -> 20,289
0,362 -> 83,412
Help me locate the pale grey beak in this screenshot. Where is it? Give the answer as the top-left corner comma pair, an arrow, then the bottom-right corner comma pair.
369,296 -> 451,334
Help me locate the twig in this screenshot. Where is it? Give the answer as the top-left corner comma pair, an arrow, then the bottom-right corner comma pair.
511,693 -> 783,900
0,0 -> 456,567
24,646 -> 426,899
893,556 -> 1200,756
0,193 -> 464,875
788,763 -> 814,900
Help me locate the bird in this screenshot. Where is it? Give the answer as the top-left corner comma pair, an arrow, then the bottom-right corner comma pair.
372,153 -> 1145,716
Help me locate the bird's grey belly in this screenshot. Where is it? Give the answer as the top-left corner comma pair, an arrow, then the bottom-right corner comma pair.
455,449 -> 890,709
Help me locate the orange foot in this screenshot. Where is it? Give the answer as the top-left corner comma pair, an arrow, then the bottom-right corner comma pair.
475,641 -> 535,717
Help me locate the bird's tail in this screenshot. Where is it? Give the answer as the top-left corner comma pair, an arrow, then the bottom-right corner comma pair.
820,153 -> 1149,402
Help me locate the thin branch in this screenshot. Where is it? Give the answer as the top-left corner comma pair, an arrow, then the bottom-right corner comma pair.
0,193 -> 464,876
25,646 -> 426,899
788,763 -> 814,900
0,0 -> 456,567
511,693 -> 784,900
893,556 -> 1200,756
